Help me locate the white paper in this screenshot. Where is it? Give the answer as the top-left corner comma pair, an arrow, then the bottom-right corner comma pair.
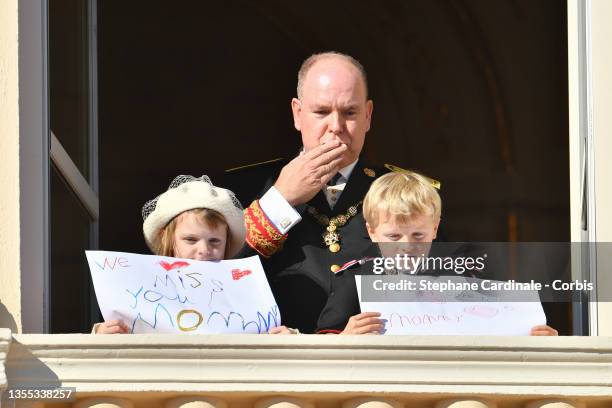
86,251 -> 280,334
356,276 -> 546,335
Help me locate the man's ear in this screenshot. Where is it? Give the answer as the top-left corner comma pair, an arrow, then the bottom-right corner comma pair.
365,100 -> 374,132
291,98 -> 302,131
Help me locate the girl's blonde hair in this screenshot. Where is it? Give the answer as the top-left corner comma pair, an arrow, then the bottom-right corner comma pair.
363,171 -> 441,228
154,208 -> 229,257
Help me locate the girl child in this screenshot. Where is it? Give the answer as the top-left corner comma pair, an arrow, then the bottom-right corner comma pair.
94,175 -> 292,334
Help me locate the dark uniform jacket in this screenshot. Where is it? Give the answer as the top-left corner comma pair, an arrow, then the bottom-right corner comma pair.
225,158 -> 389,333
316,242 -> 484,332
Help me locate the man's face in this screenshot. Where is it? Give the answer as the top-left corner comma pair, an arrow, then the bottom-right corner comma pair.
292,58 -> 373,168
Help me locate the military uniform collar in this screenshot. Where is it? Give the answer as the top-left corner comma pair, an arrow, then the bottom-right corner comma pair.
337,159 -> 358,182
300,159 -> 382,216
332,160 -> 371,214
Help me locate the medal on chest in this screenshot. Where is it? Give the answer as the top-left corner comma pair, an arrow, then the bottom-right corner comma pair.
306,201 -> 362,253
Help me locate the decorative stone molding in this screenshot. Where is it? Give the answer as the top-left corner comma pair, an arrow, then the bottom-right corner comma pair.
525,400 -> 586,408
436,399 -> 496,408
3,334 -> 612,402
73,397 -> 135,408
9,402 -> 44,408
255,396 -> 315,408
165,397 -> 228,408
342,397 -> 403,408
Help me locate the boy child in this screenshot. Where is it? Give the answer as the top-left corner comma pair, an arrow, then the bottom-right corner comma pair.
316,171 -> 557,336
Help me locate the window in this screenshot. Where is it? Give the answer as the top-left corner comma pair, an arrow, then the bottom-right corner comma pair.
48,0 -> 99,333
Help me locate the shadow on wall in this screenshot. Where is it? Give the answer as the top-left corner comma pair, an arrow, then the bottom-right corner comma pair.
0,301 -> 18,332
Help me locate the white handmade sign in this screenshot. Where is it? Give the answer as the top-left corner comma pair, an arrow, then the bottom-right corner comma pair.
86,251 -> 280,334
356,275 -> 546,335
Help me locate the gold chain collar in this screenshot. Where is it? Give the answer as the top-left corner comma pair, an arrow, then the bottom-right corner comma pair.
306,201 -> 363,253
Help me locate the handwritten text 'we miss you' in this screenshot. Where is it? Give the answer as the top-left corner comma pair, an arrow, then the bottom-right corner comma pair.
92,256 -> 280,334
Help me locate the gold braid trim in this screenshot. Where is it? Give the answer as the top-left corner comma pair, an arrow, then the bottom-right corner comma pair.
244,200 -> 287,257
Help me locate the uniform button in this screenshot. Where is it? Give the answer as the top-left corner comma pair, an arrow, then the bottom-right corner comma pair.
330,291 -> 335,296
330,264 -> 340,273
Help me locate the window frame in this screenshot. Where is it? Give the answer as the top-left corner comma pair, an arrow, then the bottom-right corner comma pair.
567,0 -> 598,335
19,0 -> 99,333
18,0 -> 598,334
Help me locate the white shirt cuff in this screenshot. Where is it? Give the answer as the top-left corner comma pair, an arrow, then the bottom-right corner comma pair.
259,186 -> 302,234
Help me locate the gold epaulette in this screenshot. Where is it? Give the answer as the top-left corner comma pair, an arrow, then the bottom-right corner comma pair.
384,163 -> 441,190
225,158 -> 284,173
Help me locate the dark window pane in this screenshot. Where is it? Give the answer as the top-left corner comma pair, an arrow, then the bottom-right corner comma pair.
50,166 -> 91,333
49,0 -> 90,178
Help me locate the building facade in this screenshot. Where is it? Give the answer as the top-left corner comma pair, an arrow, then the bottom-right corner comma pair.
1,0 -> 612,406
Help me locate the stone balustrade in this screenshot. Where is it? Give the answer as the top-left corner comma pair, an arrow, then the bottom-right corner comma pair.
1,329 -> 610,408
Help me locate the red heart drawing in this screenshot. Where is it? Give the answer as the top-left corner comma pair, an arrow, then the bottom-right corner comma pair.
159,260 -> 190,271
232,269 -> 252,280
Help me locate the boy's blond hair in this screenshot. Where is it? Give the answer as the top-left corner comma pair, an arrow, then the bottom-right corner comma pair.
155,208 -> 229,257
363,171 -> 441,228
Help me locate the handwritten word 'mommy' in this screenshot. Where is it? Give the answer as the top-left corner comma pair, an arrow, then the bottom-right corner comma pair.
389,312 -> 463,327
171,306 -> 281,334
175,307 -> 280,334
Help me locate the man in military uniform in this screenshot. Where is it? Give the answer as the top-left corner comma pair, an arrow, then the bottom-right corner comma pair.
226,52 -> 404,334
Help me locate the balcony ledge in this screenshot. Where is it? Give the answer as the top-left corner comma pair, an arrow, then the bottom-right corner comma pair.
1,329 -> 611,400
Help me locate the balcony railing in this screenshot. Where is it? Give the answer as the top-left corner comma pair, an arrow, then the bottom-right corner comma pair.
1,328 -> 611,407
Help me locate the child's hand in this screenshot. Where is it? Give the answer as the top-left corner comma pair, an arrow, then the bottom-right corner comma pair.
340,312 -> 384,335
95,319 -> 130,334
268,325 -> 298,334
530,324 -> 558,336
